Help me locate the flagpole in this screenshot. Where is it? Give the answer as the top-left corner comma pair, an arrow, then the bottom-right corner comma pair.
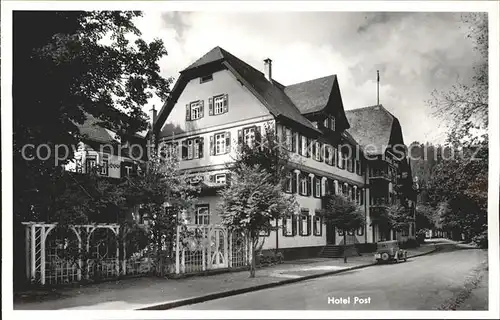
377,70 -> 380,106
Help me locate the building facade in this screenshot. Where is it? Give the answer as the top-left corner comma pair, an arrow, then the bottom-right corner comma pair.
152,46 -> 416,259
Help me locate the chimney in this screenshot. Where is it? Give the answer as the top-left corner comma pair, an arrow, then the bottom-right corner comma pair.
151,105 -> 157,125
264,58 -> 272,81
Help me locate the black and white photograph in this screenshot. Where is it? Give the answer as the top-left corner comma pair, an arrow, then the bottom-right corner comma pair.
2,1 -> 499,319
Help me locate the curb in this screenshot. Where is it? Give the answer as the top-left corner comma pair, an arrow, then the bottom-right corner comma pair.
137,246 -> 438,310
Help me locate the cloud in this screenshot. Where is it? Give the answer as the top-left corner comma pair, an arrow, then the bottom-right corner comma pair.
136,11 -> 480,144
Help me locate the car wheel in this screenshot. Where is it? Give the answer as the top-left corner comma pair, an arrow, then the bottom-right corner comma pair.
381,252 -> 390,262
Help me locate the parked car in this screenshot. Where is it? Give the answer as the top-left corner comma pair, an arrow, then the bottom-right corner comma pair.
374,240 -> 407,263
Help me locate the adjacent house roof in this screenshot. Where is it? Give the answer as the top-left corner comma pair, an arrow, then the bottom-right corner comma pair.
155,46 -> 321,135
78,114 -> 117,144
345,104 -> 404,155
284,75 -> 336,114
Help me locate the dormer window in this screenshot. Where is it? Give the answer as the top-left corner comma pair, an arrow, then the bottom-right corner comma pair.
200,74 -> 213,84
323,116 -> 336,131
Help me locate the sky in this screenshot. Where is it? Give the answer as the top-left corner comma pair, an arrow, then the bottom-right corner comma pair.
133,11 -> 482,145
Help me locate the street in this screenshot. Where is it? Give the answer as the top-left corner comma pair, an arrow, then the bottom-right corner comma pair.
175,245 -> 488,310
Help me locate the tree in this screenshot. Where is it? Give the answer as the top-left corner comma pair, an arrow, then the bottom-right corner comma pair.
121,150 -> 200,276
13,11 -> 171,222
218,164 -> 298,277
320,194 -> 364,263
426,13 -> 488,248
385,204 -> 414,237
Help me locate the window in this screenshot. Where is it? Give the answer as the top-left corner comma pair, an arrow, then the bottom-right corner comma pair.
323,118 -> 328,128
332,147 -> 337,167
195,205 -> 210,225
187,100 -> 204,121
243,127 -> 256,148
286,128 -> 292,150
300,175 -> 308,196
314,142 -> 321,161
215,133 -> 226,155
313,214 -> 322,236
356,160 -> 361,175
315,177 -> 321,198
209,94 -> 228,116
299,210 -> 311,236
200,74 -> 213,83
100,159 -> 109,176
215,174 -> 226,184
282,215 -> 296,237
86,156 -> 97,173
301,136 -> 308,156
182,137 -> 203,160
285,172 -> 293,193
214,95 -> 225,115
331,117 -> 336,131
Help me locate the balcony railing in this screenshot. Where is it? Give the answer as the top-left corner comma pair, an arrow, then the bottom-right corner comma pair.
369,197 -> 390,207
369,170 -> 391,181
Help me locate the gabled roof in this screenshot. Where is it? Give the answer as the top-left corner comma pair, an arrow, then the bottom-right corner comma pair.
284,75 -> 336,114
155,46 -> 321,135
78,114 -> 117,144
345,104 -> 403,155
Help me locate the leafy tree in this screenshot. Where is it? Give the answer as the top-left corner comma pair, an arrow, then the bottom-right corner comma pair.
218,164 -> 298,278
121,150 -> 200,276
426,13 -> 488,248
13,11 -> 171,223
320,194 -> 364,263
415,204 -> 437,232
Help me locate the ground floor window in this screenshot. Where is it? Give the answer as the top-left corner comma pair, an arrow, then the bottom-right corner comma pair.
313,215 -> 322,236
299,209 -> 311,236
282,215 -> 296,237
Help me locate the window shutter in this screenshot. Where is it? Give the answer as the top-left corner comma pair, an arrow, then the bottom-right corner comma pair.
181,140 -> 187,159
209,135 -> 214,155
281,126 -> 287,146
282,217 -> 287,236
299,215 -> 303,235
120,162 -> 126,177
199,100 -> 204,118
209,175 -> 215,183
298,175 -> 303,194
291,172 -> 297,194
319,143 -> 324,162
312,176 -> 317,197
324,178 -> 329,195
305,138 -> 311,158
208,97 -> 214,116
185,104 -> 191,121
238,129 -> 243,145
225,131 -> 231,153
307,215 -> 311,236
312,142 -> 317,160
319,177 -> 322,197
292,132 -> 297,152
199,137 -> 204,158
292,215 -> 297,236
307,175 -> 312,196
255,126 -> 262,148
298,135 -> 303,155
223,94 -> 229,113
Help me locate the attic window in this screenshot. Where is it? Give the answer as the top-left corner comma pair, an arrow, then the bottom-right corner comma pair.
200,74 -> 213,84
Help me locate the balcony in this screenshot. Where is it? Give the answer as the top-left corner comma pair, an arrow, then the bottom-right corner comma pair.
369,169 -> 391,182
369,197 -> 390,208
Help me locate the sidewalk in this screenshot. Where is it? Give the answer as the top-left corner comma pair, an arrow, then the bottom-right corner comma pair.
14,245 -> 436,310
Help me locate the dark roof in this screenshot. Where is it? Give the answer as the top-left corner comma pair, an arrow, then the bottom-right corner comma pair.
345,105 -> 398,155
155,46 -> 321,135
78,114 -> 116,144
182,47 -> 226,72
284,75 -> 336,114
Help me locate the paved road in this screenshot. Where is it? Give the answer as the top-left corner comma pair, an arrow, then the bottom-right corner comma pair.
175,246 -> 488,310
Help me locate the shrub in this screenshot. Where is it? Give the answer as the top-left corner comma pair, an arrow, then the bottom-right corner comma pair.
257,251 -> 284,267
416,229 -> 427,244
472,229 -> 488,248
399,238 -> 420,249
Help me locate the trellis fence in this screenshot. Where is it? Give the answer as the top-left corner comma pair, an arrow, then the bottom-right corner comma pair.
22,222 -> 250,286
